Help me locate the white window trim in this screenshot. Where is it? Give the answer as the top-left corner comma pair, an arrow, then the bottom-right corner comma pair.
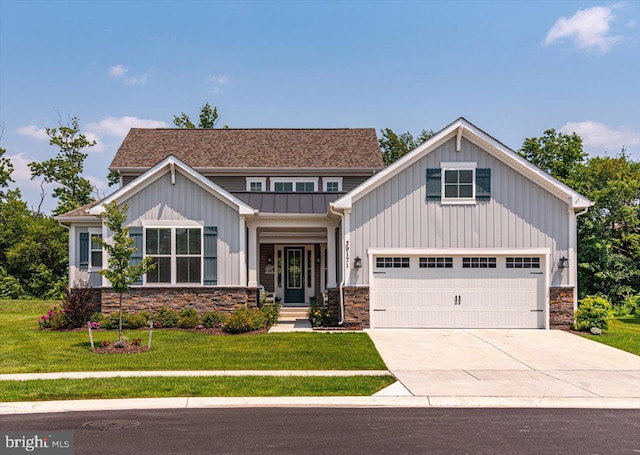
88,227 -> 103,272
270,177 -> 318,192
323,177 -> 343,192
143,226 -> 204,286
246,177 -> 267,192
440,162 -> 477,205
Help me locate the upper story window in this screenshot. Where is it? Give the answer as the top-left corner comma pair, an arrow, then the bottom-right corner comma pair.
426,162 -> 491,204
270,177 -> 318,193
246,178 -> 266,192
323,177 -> 343,192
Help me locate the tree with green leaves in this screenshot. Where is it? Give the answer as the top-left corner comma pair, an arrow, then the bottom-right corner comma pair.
0,146 -> 14,200
98,201 -> 154,341
29,117 -> 96,215
379,128 -> 435,166
173,102 -> 220,129
518,129 -> 586,183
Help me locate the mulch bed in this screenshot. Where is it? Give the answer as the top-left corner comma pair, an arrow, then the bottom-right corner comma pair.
92,342 -> 150,354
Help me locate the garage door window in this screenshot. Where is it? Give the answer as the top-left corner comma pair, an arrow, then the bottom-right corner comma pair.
506,257 -> 540,269
376,257 -> 410,268
462,257 -> 496,268
419,257 -> 453,268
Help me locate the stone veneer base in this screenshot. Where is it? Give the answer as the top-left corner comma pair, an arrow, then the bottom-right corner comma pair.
549,287 -> 575,330
100,287 -> 259,317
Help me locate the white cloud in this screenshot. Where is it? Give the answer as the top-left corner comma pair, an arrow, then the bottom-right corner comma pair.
209,74 -> 229,93
108,64 -> 128,77
5,152 -> 42,189
108,64 -> 149,85
543,6 -> 622,52
86,116 -> 169,138
15,125 -> 48,141
560,121 -> 640,152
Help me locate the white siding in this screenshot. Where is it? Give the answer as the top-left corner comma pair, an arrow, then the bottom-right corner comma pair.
121,170 -> 243,286
350,137 -> 570,286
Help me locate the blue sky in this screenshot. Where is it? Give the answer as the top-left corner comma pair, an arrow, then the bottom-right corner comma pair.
1,1 -> 639,214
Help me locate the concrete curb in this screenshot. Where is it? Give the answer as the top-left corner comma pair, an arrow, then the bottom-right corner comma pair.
3,396 -> 640,415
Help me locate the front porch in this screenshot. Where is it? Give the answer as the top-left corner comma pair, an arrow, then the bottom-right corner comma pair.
245,217 -> 340,307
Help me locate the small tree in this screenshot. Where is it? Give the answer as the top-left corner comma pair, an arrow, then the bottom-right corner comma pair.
98,201 -> 154,341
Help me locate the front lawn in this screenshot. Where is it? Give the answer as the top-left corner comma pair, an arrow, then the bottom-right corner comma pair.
0,300 -> 386,373
581,316 -> 640,356
0,375 -> 396,402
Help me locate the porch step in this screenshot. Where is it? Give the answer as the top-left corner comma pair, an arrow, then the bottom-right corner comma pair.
278,307 -> 309,321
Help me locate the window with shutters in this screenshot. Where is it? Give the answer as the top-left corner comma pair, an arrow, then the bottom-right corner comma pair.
79,229 -> 103,271
426,163 -> 491,203
143,227 -> 211,285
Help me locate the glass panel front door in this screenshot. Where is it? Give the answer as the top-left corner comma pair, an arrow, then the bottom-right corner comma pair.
284,248 -> 305,304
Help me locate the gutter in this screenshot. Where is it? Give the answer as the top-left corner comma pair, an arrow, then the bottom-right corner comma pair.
328,203 -> 345,326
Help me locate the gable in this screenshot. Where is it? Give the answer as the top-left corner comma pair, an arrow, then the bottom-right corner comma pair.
334,118 -> 591,210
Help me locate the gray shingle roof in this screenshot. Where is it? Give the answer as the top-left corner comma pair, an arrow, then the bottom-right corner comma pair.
110,128 -> 383,170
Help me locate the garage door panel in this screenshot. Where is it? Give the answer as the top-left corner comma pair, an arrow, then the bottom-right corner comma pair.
371,254 -> 546,329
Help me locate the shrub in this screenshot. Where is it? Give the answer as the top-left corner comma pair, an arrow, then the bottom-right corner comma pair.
202,311 -> 226,328
0,272 -> 25,299
623,294 -> 640,317
154,307 -> 179,328
177,308 -> 201,329
102,312 -> 147,330
61,282 -> 99,328
89,312 -> 104,323
223,307 -> 265,333
308,299 -> 336,327
261,303 -> 281,327
38,306 -> 68,330
574,295 -> 613,331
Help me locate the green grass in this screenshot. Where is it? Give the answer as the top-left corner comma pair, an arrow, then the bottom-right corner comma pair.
581,316 -> 640,356
0,375 -> 396,402
0,300 -> 386,373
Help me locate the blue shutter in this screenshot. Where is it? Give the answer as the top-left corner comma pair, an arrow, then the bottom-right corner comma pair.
203,226 -> 218,285
476,168 -> 491,201
79,233 -> 89,270
129,226 -> 143,285
426,168 -> 441,200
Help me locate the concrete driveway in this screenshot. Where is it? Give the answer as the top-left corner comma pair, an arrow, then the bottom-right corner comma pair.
367,329 -> 640,400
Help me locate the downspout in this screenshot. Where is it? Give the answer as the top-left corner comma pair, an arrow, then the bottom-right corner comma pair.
328,204 -> 346,325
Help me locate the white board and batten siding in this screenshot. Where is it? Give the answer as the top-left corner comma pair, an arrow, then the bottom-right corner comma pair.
348,137 -> 571,288
120,170 -> 243,286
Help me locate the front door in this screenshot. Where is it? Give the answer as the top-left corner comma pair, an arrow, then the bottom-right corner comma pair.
284,247 -> 305,304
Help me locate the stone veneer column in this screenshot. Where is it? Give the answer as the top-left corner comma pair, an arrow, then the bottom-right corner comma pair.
343,286 -> 370,330
549,287 -> 575,330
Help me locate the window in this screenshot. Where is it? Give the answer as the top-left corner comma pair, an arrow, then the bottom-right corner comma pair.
376,257 -> 410,268
419,257 -> 453,268
90,234 -> 103,268
506,257 -> 540,269
444,169 -> 474,199
270,178 -> 318,192
323,178 -> 343,192
274,182 -> 293,192
176,228 -> 201,283
246,178 -> 266,192
146,228 -> 172,283
462,257 -> 497,268
145,227 -> 202,284
426,164 -> 491,202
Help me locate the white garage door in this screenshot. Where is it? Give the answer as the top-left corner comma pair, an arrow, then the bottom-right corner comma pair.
370,255 -> 546,328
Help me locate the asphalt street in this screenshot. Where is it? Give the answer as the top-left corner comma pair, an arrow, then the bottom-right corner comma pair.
2,408 -> 639,454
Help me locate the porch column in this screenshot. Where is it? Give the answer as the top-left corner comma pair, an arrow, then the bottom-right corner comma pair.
247,225 -> 258,287
326,226 -> 337,288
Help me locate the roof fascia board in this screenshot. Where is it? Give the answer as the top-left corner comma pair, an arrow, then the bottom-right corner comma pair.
333,121 -> 461,209
333,118 -> 591,210
110,167 -> 382,176
94,156 -> 256,216
54,216 -> 101,224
